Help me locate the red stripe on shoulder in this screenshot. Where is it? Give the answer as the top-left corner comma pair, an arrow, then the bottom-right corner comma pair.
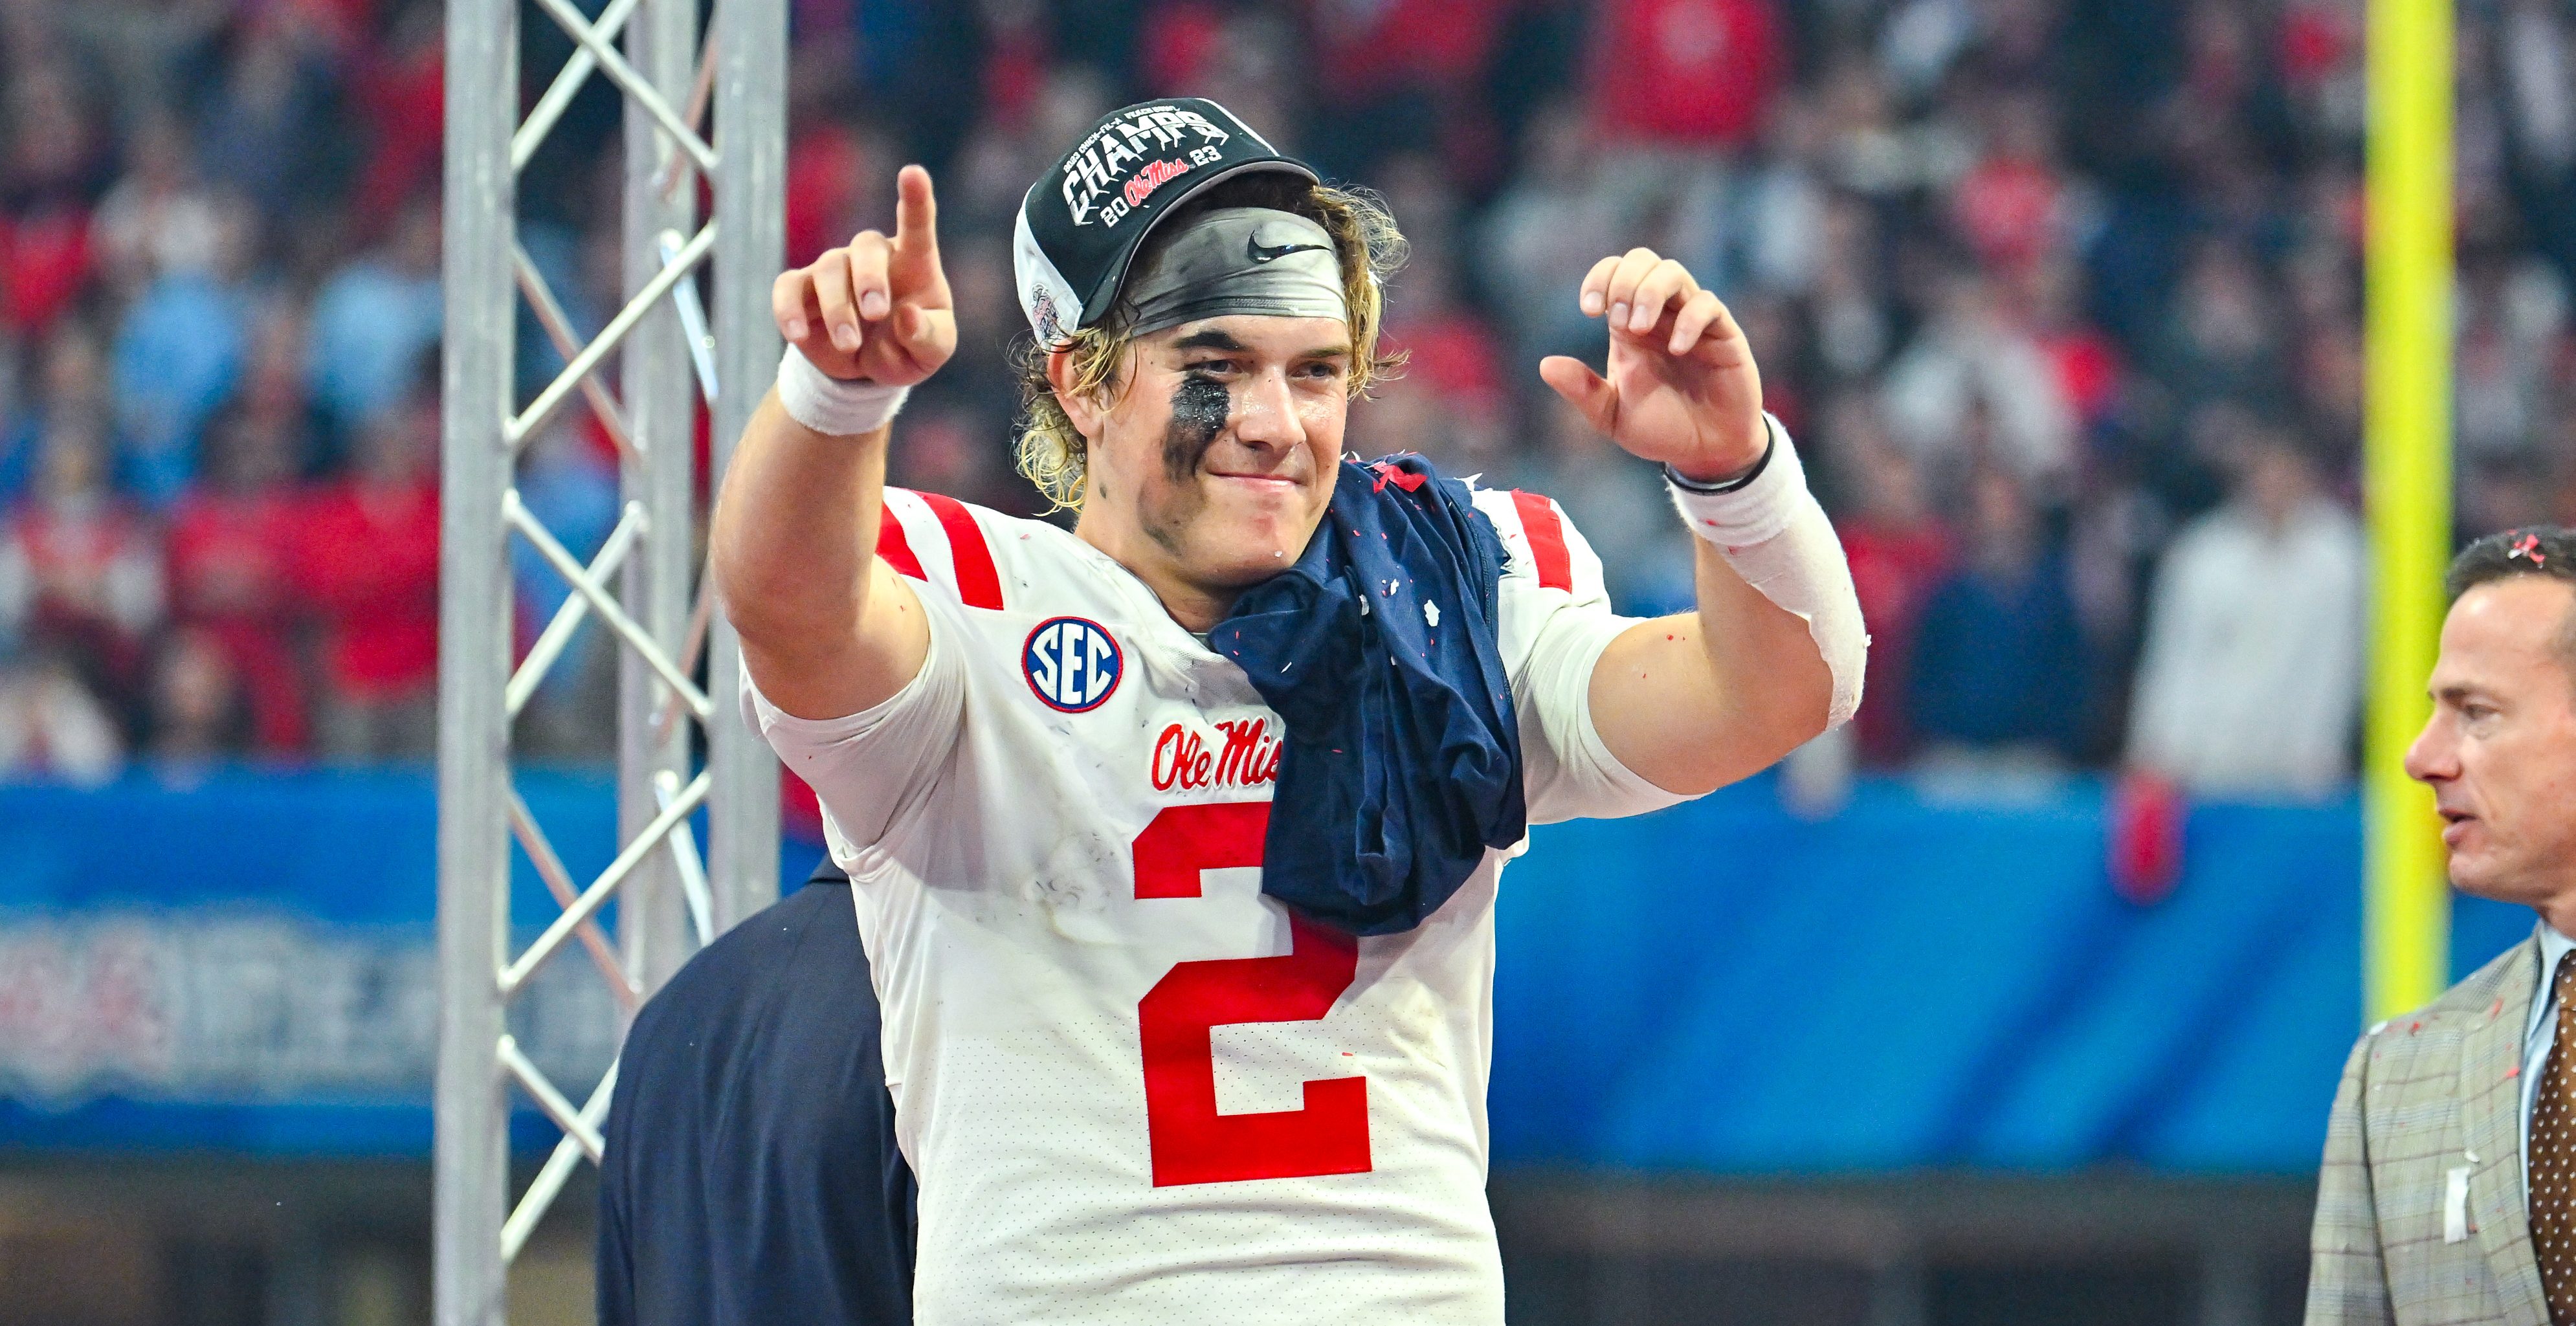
915,491 -> 1004,610
875,500 -> 926,580
1511,489 -> 1573,591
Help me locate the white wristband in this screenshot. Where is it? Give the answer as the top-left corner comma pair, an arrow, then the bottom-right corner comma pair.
1667,415 -> 1871,729
1667,414 -> 1803,547
777,344 -> 909,437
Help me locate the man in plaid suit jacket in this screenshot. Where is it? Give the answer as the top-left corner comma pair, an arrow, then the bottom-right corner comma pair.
2309,527 -> 2576,1325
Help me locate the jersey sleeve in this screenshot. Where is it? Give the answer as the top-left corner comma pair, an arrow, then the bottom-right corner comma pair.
1474,486 -> 1689,826
738,509 -> 974,852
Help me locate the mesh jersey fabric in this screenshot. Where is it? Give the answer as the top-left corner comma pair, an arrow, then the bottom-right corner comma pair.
741,485 -> 1685,1325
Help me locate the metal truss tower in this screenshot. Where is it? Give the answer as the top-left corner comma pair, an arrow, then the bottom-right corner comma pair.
436,0 -> 786,1320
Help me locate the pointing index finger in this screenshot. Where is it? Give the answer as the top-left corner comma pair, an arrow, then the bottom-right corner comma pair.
893,164 -> 940,269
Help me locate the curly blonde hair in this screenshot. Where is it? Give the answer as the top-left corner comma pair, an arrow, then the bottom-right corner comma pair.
1014,175 -> 1408,512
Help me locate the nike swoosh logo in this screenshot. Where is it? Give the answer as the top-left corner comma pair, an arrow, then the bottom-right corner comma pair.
1247,235 -> 1331,263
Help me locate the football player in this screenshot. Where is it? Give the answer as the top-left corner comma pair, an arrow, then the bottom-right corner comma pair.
712,98 -> 1865,1325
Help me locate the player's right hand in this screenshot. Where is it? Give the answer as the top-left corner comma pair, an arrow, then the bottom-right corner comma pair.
773,164 -> 955,387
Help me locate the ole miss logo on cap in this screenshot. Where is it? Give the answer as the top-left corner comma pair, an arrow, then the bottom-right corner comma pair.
1024,617 -> 1123,713
1122,157 -> 1192,208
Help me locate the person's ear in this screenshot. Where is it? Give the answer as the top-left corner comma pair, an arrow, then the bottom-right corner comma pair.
1049,343 -> 1132,443
1048,346 -> 1102,443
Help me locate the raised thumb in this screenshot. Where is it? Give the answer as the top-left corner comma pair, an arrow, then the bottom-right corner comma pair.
1538,355 -> 1619,435
896,305 -> 957,363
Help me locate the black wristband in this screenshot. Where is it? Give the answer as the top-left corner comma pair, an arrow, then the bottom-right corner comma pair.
1663,425 -> 1777,494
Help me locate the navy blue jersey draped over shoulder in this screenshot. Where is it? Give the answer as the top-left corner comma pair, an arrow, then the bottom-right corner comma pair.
1212,454 -> 1526,936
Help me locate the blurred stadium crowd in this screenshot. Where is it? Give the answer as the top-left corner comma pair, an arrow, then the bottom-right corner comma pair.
0,0 -> 2566,794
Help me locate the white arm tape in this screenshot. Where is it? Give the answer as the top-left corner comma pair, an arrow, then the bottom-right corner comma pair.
1669,422 -> 1869,729
777,344 -> 910,437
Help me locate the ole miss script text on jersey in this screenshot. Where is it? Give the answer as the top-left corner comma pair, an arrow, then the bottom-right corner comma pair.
744,485 -> 1682,1325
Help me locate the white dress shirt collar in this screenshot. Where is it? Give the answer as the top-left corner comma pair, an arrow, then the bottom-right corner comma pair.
2531,922 -> 2576,1046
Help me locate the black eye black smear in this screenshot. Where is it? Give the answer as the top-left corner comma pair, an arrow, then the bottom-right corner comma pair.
1163,375 -> 1232,482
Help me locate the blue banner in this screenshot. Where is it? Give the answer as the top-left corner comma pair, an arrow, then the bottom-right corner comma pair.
0,768 -> 791,1155
0,770 -> 2531,1171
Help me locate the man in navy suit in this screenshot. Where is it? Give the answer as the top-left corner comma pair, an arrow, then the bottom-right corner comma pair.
597,857 -> 913,1325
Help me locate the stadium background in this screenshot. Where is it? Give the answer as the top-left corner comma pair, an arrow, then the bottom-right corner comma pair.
0,0 -> 2546,1321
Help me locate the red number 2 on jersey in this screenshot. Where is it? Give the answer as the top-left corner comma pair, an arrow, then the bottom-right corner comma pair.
1132,802 -> 1372,1187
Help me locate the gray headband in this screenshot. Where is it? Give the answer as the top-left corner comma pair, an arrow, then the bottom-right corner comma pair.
1118,207 -> 1348,336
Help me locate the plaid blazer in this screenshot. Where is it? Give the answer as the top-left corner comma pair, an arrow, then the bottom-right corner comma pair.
2308,932 -> 2550,1325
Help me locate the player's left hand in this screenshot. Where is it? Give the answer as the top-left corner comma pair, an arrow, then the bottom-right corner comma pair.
1539,249 -> 1765,483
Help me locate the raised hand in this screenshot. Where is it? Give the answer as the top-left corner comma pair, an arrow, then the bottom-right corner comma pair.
1538,248 -> 1766,483
772,164 -> 956,387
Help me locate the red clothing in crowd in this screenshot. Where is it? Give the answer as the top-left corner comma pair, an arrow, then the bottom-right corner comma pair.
295,480 -> 439,700
1383,311 -> 1507,414
782,765 -> 825,845
347,31 -> 445,238
6,499 -> 159,695
784,124 -> 876,271
278,0 -> 378,44
1951,153 -> 2060,271
2039,326 -> 2123,430
1591,0 -> 1782,148
1139,1 -> 1227,92
0,205 -> 92,336
166,491 -> 308,752
981,10 -> 1049,129
1839,516 -> 1954,764
2276,1 -> 2356,90
1305,0 -> 1504,101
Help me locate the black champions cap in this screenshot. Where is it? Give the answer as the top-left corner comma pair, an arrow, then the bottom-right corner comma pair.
1012,97 -> 1320,346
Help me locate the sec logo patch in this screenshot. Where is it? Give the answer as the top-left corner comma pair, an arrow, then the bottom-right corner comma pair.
1023,617 -> 1122,713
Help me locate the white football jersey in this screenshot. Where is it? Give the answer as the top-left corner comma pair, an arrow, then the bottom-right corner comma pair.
742,483 -> 1684,1325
